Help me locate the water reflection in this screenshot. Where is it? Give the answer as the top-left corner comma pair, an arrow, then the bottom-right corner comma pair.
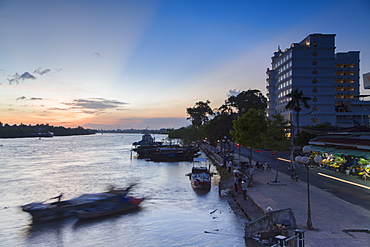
1,134 -> 246,246
193,188 -> 211,196
72,207 -> 143,229
25,218 -> 75,246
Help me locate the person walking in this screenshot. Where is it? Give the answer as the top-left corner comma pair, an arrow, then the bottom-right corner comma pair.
234,174 -> 239,192
227,160 -> 233,173
237,176 -> 242,194
241,180 -> 248,200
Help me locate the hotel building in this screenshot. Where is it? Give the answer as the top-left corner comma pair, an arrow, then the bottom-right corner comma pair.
266,33 -> 370,128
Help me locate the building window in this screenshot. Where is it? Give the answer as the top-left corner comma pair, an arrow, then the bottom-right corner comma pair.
312,70 -> 317,75
313,106 -> 318,111
312,97 -> 317,102
312,51 -> 317,56
312,78 -> 317,84
312,60 -> 317,65
312,42 -> 317,47
312,118 -> 318,123
312,88 -> 318,93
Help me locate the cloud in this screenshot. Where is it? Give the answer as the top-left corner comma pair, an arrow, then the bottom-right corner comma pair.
60,98 -> 129,115
16,96 -> 26,100
8,72 -> 36,84
30,97 -> 43,100
48,107 -> 68,111
94,52 -> 102,57
33,67 -> 51,75
7,67 -> 53,84
228,89 -> 241,97
72,98 -> 128,109
20,72 -> 36,80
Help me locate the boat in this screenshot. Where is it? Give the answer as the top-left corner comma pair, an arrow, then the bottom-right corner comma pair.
187,166 -> 212,190
73,196 -> 144,219
30,132 -> 54,137
21,186 -> 133,222
148,148 -> 201,162
132,133 -> 165,158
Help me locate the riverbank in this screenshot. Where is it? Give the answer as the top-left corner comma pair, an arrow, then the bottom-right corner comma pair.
200,144 -> 370,247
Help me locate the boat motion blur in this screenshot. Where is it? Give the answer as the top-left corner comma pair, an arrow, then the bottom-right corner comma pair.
21,185 -> 138,222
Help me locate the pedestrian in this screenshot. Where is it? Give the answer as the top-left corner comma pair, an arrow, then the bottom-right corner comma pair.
227,160 -> 233,173
265,162 -> 271,170
237,176 -> 242,194
294,173 -> 299,182
241,180 -> 248,200
234,174 -> 239,192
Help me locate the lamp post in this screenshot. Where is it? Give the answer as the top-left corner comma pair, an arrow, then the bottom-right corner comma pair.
302,145 -> 314,230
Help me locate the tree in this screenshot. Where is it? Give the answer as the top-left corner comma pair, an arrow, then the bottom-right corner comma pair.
168,125 -> 203,145
227,89 -> 267,115
202,114 -> 234,146
186,100 -> 213,128
295,122 -> 335,146
231,108 -> 267,185
263,113 -> 290,183
285,88 -> 311,134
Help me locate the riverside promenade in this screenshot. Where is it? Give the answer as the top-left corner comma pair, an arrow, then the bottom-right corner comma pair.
201,144 -> 370,247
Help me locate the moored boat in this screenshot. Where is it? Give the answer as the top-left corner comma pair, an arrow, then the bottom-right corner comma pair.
187,167 -> 212,190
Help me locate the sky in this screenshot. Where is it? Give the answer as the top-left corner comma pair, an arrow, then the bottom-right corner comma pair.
1,0 -> 370,130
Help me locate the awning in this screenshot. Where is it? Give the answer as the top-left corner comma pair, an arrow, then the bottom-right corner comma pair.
310,145 -> 369,158
310,146 -> 337,153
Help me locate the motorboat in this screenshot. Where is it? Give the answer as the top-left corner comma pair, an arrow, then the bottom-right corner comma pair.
73,196 -> 144,219
21,186 -> 133,222
187,167 -> 212,190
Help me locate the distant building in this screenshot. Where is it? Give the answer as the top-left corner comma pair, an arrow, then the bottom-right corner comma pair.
266,33 -> 370,128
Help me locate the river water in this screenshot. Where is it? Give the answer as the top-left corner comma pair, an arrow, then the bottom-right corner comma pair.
0,133 -> 245,247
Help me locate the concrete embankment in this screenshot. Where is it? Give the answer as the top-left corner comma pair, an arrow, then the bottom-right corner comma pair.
200,144 -> 265,227
200,144 -> 370,247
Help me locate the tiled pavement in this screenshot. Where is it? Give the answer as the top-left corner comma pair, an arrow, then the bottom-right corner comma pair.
230,156 -> 370,247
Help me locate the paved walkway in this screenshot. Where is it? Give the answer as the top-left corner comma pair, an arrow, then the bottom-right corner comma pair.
231,154 -> 370,246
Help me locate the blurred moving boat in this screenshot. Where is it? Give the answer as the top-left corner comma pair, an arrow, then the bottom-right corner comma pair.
73,196 -> 144,219
21,186 -> 133,222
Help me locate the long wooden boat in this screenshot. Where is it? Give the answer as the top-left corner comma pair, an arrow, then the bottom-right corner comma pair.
21,187 -> 132,222
73,197 -> 144,219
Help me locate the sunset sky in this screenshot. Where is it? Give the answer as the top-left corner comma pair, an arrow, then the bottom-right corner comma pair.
1,0 -> 369,130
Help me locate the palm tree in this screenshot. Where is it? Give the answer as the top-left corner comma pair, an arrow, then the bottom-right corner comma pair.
285,89 -> 311,133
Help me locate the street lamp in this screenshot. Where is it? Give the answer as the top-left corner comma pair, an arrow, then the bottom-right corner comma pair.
302,145 -> 314,230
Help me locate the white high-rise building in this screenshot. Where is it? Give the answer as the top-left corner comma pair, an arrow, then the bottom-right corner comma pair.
266,33 -> 370,128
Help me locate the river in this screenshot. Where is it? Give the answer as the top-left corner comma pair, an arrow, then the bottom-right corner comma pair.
0,133 -> 246,247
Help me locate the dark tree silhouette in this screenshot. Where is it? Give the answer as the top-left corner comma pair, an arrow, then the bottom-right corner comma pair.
285,89 -> 311,133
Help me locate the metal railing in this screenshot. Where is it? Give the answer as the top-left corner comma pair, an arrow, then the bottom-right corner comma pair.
271,229 -> 305,247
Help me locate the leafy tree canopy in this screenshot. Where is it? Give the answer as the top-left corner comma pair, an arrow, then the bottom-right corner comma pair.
231,108 -> 267,147
186,100 -> 213,128
231,108 -> 267,163
263,113 -> 290,152
225,89 -> 267,115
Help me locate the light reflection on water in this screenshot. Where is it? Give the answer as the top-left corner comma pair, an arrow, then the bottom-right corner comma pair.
0,134 -> 245,246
